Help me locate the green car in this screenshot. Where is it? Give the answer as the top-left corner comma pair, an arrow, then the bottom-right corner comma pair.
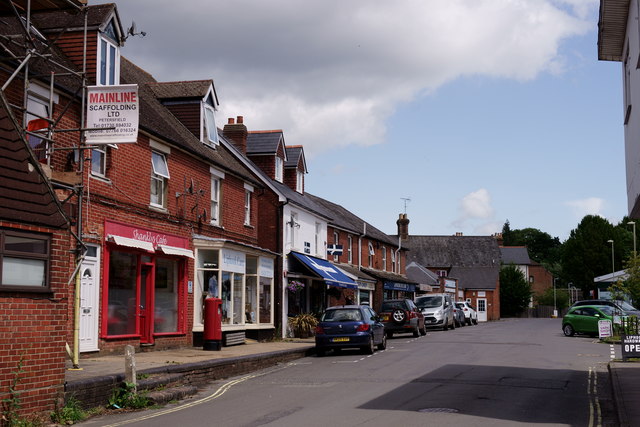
562,305 -> 622,337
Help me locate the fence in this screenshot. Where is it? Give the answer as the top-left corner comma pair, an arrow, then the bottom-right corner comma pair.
517,305 -> 569,319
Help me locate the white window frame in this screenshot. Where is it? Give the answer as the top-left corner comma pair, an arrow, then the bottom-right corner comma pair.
210,177 -> 221,226
150,151 -> 170,208
347,235 -> 353,264
296,170 -> 303,193
315,222 -> 322,256
275,156 -> 283,182
333,232 -> 339,262
391,250 -> 396,273
91,146 -> 107,177
202,91 -> 219,146
368,242 -> 374,267
244,183 -> 253,226
97,34 -> 119,86
382,246 -> 387,271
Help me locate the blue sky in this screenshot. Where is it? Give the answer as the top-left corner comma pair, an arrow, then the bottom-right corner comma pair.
105,0 -> 626,241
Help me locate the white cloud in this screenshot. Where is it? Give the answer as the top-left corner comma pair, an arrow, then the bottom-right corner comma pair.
452,188 -> 496,231
565,197 -> 606,219
114,0 -> 596,156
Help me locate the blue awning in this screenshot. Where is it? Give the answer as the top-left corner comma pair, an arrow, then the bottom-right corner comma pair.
290,252 -> 357,289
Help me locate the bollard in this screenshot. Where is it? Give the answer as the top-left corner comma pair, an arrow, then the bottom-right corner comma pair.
124,345 -> 137,392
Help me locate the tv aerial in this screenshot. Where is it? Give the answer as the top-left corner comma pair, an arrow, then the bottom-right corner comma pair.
124,21 -> 146,41
401,197 -> 411,214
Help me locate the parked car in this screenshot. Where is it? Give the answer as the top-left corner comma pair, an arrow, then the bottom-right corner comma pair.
415,293 -> 455,331
562,305 -> 624,337
571,299 -> 640,316
378,299 -> 426,338
452,303 -> 465,327
314,305 -> 386,356
455,301 -> 478,325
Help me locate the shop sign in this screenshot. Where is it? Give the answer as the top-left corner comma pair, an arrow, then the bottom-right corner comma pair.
444,279 -> 456,289
260,257 -> 274,278
384,281 -> 416,292
221,248 -> 245,273
86,84 -> 139,144
598,320 -> 612,338
105,220 -> 189,249
622,335 -> 640,361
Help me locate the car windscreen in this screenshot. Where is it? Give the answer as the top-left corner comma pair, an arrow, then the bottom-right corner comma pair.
321,309 -> 363,322
455,303 -> 464,309
415,296 -> 442,308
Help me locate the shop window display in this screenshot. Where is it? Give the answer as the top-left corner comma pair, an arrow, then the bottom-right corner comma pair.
107,251 -> 137,336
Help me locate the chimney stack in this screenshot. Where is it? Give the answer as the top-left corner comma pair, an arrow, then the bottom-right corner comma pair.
223,115 -> 248,154
397,213 -> 410,240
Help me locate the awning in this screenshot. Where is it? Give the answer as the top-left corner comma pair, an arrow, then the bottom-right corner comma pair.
108,235 -> 154,252
158,244 -> 194,258
290,252 -> 357,289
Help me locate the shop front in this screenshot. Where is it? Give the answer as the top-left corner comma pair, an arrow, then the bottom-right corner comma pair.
193,237 -> 275,343
102,220 -> 193,346
383,281 -> 417,300
286,252 -> 357,317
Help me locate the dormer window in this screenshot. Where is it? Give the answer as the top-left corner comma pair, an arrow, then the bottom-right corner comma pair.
98,20 -> 120,86
202,92 -> 218,146
296,170 -> 303,193
275,156 -> 283,182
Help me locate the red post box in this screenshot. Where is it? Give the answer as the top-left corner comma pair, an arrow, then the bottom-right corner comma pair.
203,297 -> 222,351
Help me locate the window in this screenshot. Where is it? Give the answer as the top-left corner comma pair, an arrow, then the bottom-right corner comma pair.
25,89 -> 52,161
150,151 -> 170,208
91,147 -> 107,177
98,35 -> 119,86
437,269 -> 447,277
347,235 -> 353,264
382,247 -> 387,271
202,93 -> 218,146
296,170 -> 303,193
391,250 -> 396,272
275,156 -> 283,182
368,242 -> 374,267
0,230 -> 50,291
210,176 -> 221,226
333,232 -> 339,262
289,213 -> 298,249
315,222 -> 322,256
244,189 -> 251,225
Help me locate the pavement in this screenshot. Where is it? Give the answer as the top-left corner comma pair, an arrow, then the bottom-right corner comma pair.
65,340 -> 640,426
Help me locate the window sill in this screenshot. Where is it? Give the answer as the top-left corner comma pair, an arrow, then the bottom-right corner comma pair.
90,173 -> 111,184
209,222 -> 224,230
244,223 -> 254,229
149,204 -> 168,213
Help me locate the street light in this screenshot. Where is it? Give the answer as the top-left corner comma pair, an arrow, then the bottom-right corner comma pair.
552,277 -> 558,318
628,221 -> 637,255
608,239 -> 615,276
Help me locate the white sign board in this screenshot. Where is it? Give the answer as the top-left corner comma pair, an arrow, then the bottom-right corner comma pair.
86,84 -> 139,144
598,319 -> 612,338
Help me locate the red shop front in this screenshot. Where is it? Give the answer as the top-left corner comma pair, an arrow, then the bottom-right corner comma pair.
102,220 -> 193,345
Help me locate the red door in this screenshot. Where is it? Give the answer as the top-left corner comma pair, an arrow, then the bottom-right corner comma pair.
139,265 -> 154,344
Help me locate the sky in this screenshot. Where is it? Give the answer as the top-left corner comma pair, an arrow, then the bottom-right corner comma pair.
102,0 -> 626,241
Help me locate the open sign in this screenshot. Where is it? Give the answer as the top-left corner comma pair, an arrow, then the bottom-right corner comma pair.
621,335 -> 640,361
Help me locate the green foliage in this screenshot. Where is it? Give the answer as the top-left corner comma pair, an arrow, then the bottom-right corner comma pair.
501,221 -> 562,266
1,356 -> 25,427
534,287 -> 570,310
288,313 -> 318,337
108,382 -> 149,410
622,253 -> 640,306
500,264 -> 532,316
50,397 -> 87,425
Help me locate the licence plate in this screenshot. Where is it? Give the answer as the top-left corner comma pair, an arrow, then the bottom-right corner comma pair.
332,337 -> 349,342
382,315 -> 389,321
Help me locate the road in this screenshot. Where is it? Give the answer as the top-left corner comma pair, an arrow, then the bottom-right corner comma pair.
82,318 -> 618,426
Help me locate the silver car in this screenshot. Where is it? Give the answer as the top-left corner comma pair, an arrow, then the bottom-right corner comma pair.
415,293 -> 455,331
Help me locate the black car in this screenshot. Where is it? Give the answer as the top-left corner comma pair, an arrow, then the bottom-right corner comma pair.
378,298 -> 426,338
314,305 -> 386,356
571,299 -> 640,316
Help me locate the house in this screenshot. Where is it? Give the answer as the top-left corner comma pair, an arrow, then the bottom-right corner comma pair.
306,195 -> 417,313
598,0 -> 640,218
399,218 -> 501,321
1,2 -> 281,357
500,246 -> 554,302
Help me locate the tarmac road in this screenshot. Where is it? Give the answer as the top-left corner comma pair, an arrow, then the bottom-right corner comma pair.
78,318 -> 618,427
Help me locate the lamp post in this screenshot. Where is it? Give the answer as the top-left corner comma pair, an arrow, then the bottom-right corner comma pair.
607,239 -> 615,276
628,221 -> 637,255
552,277 -> 558,318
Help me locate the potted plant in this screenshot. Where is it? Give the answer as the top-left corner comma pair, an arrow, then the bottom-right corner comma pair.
288,313 -> 318,338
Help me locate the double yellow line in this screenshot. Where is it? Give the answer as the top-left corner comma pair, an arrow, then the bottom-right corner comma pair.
587,366 -> 602,427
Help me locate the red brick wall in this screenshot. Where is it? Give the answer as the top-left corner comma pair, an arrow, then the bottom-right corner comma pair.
0,222 -> 73,419
529,264 -> 553,297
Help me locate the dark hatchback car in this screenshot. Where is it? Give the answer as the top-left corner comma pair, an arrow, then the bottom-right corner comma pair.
314,305 -> 386,356
378,298 -> 426,338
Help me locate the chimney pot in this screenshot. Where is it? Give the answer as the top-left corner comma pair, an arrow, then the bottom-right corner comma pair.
237,116 -> 243,124
228,117 -> 235,124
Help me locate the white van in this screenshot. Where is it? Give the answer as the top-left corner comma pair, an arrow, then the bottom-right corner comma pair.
415,293 -> 455,331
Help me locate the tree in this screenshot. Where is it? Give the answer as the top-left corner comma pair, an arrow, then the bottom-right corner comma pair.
621,253 -> 640,306
535,287 -> 570,310
561,215 -> 618,297
500,264 -> 532,317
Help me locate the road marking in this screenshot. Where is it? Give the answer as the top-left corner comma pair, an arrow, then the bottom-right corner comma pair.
587,366 -> 602,427
100,365 -> 291,426
610,344 -> 616,360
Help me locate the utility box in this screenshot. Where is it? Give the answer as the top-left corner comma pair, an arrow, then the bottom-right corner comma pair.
203,297 -> 222,351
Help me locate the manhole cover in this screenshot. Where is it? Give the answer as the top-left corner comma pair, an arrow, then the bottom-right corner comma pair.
418,408 -> 459,413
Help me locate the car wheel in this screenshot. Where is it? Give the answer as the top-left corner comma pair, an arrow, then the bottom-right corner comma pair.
443,321 -> 448,331
386,331 -> 394,339
420,323 -> 427,336
316,348 -> 325,357
473,318 -> 478,325
563,324 -> 575,337
392,309 -> 406,324
362,336 -> 375,355
451,318 -> 456,330
413,326 -> 419,337
377,334 -> 387,350
466,318 -> 471,326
